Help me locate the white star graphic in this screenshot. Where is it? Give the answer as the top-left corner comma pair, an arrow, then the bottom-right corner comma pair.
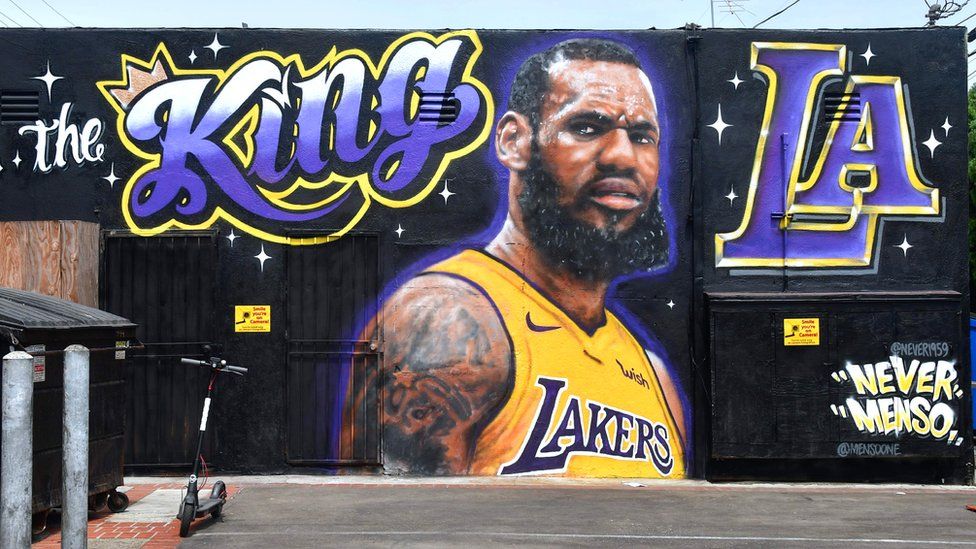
860,44 -> 875,66
895,234 -> 913,257
727,71 -> 744,90
254,244 -> 271,272
226,229 -> 239,247
394,224 -> 405,238
188,49 -> 198,64
12,151 -> 21,169
205,33 -> 228,60
438,181 -> 455,204
102,163 -> 120,187
707,104 -> 732,145
666,300 -> 675,310
32,60 -> 63,101
922,130 -> 942,157
941,116 -> 952,136
725,187 -> 738,205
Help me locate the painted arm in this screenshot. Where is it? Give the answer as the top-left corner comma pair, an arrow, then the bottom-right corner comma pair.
647,351 -> 688,452
354,273 -> 514,474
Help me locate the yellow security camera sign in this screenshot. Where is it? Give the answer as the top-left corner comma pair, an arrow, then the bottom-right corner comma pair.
783,318 -> 819,346
235,305 -> 271,333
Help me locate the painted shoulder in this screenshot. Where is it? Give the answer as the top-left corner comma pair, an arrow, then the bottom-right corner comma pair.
381,271 -> 514,372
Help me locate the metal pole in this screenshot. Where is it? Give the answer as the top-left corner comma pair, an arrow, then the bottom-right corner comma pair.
62,345 -> 89,549
1,351 -> 33,548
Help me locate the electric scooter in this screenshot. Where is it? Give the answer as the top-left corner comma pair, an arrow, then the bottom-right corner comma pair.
176,355 -> 248,537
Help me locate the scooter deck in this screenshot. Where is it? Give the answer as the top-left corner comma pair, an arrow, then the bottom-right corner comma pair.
193,497 -> 225,517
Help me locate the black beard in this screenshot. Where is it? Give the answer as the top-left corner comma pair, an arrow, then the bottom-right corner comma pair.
516,154 -> 669,282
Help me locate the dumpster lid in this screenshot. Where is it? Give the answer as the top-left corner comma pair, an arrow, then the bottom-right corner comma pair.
0,288 -> 135,330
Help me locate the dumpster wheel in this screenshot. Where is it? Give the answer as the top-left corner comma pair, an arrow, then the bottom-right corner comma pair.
32,510 -> 50,536
107,490 -> 129,513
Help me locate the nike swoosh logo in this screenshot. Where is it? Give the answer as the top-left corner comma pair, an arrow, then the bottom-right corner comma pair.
526,312 -> 560,333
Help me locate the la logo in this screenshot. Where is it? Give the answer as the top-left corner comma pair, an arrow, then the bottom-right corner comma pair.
715,43 -> 940,269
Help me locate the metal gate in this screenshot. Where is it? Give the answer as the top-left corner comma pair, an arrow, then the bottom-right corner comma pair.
285,234 -> 381,465
100,232 -> 217,468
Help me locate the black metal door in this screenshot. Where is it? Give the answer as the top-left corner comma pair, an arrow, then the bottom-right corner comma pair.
285,234 -> 380,465
100,232 -> 217,468
709,293 -> 965,459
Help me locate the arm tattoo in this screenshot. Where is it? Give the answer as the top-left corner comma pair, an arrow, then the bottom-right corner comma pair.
345,274 -> 513,474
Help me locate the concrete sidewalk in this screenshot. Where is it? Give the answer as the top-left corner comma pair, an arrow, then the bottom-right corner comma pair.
34,476 -> 976,548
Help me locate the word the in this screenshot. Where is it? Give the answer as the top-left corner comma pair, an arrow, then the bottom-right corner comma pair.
500,377 -> 673,476
18,103 -> 105,172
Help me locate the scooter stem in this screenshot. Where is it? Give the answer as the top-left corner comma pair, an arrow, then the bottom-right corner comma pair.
190,370 -> 219,481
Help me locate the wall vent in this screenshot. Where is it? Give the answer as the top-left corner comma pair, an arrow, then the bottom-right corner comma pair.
0,90 -> 40,125
823,92 -> 861,122
418,92 -> 458,125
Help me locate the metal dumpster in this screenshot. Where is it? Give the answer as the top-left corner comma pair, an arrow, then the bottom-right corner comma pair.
0,287 -> 136,517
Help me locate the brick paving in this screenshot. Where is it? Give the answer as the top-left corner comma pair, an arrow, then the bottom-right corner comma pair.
32,482 -> 241,548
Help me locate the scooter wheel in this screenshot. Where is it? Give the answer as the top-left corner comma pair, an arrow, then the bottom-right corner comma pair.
211,502 -> 223,519
107,491 -> 129,513
178,503 -> 195,537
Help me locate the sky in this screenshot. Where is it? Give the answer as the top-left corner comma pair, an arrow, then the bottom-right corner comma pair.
8,0 -> 969,30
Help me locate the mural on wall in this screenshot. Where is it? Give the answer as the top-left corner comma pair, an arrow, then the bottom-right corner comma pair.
345,38 -> 689,477
830,346 -> 963,447
0,27 -> 965,478
714,42 -> 943,269
96,31 -> 493,244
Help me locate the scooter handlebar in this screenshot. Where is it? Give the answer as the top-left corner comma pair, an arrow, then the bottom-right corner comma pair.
180,357 -> 247,376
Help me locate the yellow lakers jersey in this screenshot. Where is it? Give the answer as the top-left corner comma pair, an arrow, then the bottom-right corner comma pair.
423,249 -> 686,478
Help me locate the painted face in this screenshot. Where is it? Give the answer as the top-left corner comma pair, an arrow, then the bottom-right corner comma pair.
533,59 -> 661,232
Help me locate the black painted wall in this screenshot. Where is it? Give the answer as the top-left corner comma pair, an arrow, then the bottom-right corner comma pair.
0,27 -> 966,481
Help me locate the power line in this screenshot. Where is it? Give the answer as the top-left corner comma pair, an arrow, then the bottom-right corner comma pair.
693,4 -> 711,26
0,9 -> 21,27
957,9 -> 976,24
753,0 -> 801,28
38,0 -> 73,26
711,0 -> 750,27
7,0 -> 42,27
725,0 -> 746,26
